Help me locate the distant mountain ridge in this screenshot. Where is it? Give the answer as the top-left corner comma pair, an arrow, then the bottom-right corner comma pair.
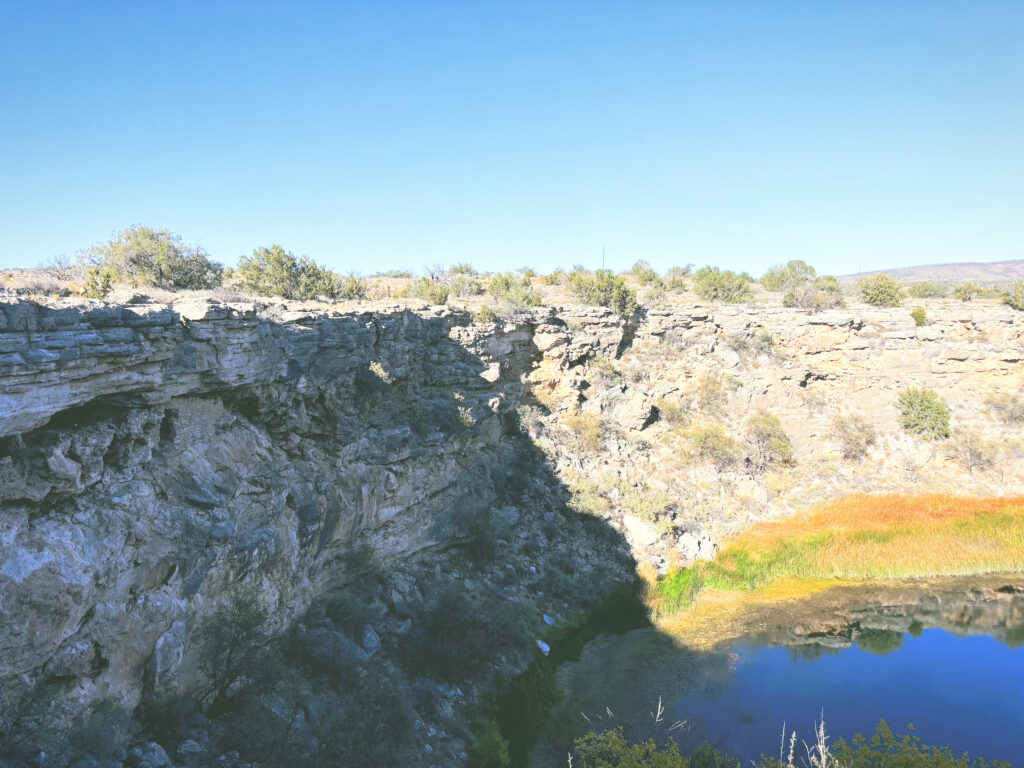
841,260 -> 1024,285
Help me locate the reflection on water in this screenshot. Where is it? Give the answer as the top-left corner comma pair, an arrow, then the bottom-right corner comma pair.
672,628 -> 1024,762
535,579 -> 1024,766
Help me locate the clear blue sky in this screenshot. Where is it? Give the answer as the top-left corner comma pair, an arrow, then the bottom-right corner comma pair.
1,1 -> 1022,275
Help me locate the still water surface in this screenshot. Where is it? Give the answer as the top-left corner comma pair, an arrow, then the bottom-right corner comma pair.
540,581 -> 1024,765
670,627 -> 1024,763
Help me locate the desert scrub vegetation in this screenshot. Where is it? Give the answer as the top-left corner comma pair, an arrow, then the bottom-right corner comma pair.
897,388 -> 950,440
629,259 -> 660,286
685,424 -> 740,470
744,411 -> 794,473
442,262 -> 485,297
760,259 -> 816,293
400,276 -> 451,304
784,275 -> 844,311
910,306 -> 928,326
830,414 -> 877,460
588,355 -> 623,388
692,266 -> 752,303
1002,280 -> 1024,311
569,479 -> 612,516
568,268 -> 639,316
236,244 -> 366,300
649,494 -> 1024,618
570,718 -> 1010,768
663,265 -> 690,292
952,430 -> 999,474
80,225 -> 222,296
489,271 -> 541,310
760,261 -> 844,311
856,273 -> 905,307
654,397 -> 690,428
952,281 -> 982,302
907,280 -> 946,298
985,392 -> 1024,424
564,411 -> 608,453
619,485 -> 675,523
692,373 -> 733,415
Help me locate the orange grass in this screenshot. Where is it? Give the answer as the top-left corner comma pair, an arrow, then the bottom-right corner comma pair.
728,493 -> 1024,552
648,494 -> 1024,631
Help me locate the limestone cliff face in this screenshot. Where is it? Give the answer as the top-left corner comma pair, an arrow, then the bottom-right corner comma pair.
523,301 -> 1024,566
0,298 -> 555,718
1,295 -> 1022,763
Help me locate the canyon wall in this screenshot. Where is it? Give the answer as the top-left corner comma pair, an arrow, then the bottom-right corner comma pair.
0,295 -> 1022,764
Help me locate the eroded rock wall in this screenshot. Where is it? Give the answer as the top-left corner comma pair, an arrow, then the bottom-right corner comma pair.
1,295 -> 1022,763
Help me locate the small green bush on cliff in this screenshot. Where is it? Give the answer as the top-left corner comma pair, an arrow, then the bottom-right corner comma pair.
402,276 -> 451,304
898,388 -> 950,440
489,272 -> 541,309
79,225 -> 222,295
953,281 -> 982,302
236,245 -> 365,300
568,269 -> 639,316
911,306 -> 928,326
629,260 -> 660,286
857,274 -> 905,307
693,266 -> 752,303
686,424 -> 740,470
760,259 -> 816,293
745,410 -> 794,473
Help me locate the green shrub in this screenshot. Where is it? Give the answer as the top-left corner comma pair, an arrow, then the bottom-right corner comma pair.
468,719 -> 510,768
907,281 -> 945,298
620,485 -> 674,522
686,424 -> 740,469
831,414 -> 877,460
953,281 -> 981,302
82,266 -> 114,298
79,225 -> 222,293
1003,280 -> 1024,311
693,266 -> 752,303
694,374 -> 728,414
539,268 -> 566,285
760,259 -> 816,293
489,272 -> 541,309
857,274 -> 905,306
444,263 -> 484,297
910,306 -> 927,326
402,277 -> 450,304
476,305 -> 498,324
236,245 -> 364,300
629,260 -> 660,285
986,392 -> 1024,424
568,269 -> 639,316
663,266 -> 690,291
897,388 -> 950,440
745,410 -> 794,473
